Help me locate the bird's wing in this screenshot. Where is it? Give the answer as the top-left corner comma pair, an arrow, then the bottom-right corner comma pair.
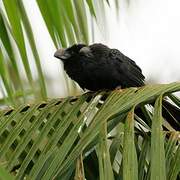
109,49 -> 145,87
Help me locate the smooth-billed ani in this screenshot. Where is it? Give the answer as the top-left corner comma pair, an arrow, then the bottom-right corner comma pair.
54,43 -> 145,90
54,43 -> 180,130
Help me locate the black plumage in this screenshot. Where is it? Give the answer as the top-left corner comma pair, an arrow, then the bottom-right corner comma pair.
54,43 -> 145,91
54,43 -> 180,130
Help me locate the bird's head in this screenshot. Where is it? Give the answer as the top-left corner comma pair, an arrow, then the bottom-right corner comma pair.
54,44 -> 89,62
54,43 -> 110,62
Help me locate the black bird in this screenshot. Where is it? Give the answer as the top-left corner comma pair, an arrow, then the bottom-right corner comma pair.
54,43 -> 180,130
54,43 -> 145,91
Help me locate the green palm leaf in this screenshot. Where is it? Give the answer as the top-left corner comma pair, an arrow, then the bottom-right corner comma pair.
3,0 -> 34,90
0,83 -> 179,179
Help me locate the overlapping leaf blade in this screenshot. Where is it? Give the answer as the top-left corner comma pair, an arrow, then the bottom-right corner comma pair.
17,1 -> 47,100
0,83 -> 179,179
150,95 -> 166,180
3,0 -> 34,90
123,107 -> 138,180
0,49 -> 15,105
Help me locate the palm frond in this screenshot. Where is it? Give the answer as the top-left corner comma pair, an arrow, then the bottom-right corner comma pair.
0,83 -> 179,179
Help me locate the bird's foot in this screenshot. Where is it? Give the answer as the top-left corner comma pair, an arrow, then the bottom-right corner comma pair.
115,86 -> 123,92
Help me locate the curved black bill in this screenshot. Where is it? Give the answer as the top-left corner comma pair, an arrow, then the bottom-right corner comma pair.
54,49 -> 71,60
